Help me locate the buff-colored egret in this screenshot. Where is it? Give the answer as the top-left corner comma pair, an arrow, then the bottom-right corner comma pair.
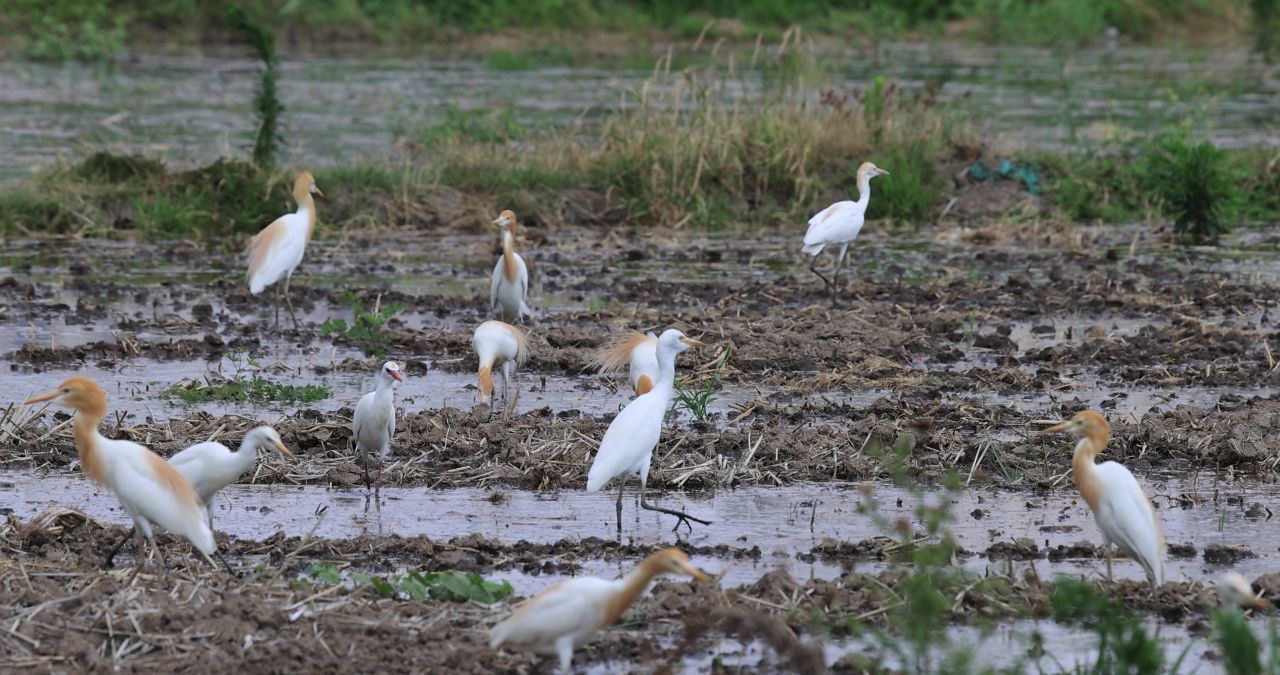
1218,572 -> 1268,610
489,548 -> 709,673
103,425 -> 293,568
802,161 -> 889,295
1041,410 -> 1165,586
353,361 -> 402,490
489,209 -> 533,323
24,377 -> 221,572
473,320 -> 529,417
589,331 -> 658,396
246,171 -> 323,329
587,329 -> 710,532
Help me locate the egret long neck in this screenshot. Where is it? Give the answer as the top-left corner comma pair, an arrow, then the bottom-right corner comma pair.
501,230 -> 518,283
374,374 -> 395,401
1071,430 -> 1109,512
598,562 -> 662,628
72,400 -> 109,487
855,173 -> 873,209
294,187 -> 317,241
230,433 -> 265,476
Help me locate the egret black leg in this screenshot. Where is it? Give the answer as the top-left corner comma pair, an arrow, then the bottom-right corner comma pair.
638,480 -> 711,532
808,254 -> 834,290
832,244 -> 849,294
214,551 -> 236,576
103,527 -> 135,569
283,275 -> 299,330
615,480 -> 626,534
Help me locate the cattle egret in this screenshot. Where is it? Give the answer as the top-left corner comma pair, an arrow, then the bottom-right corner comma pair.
246,171 -> 323,328
353,361 -> 402,490
489,209 -> 534,323
587,329 -> 711,532
489,548 -> 709,673
589,331 -> 659,396
1041,410 -> 1165,586
802,161 -> 889,295
103,425 -> 293,568
1218,572 -> 1268,610
472,320 -> 529,417
24,377 -> 220,571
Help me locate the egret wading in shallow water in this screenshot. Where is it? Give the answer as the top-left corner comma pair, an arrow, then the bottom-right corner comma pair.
489,548 -> 709,673
1218,572 -> 1268,610
1041,410 -> 1165,587
246,171 -> 323,329
472,320 -> 529,417
24,377 -> 222,572
802,161 -> 889,297
589,331 -> 658,396
587,329 -> 711,532
353,361 -> 402,491
490,209 -> 534,323
103,426 -> 293,568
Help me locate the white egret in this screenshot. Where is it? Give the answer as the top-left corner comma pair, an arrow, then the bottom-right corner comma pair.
589,331 -> 658,396
246,170 -> 323,328
802,161 -> 889,294
24,377 -> 220,571
103,425 -> 293,568
586,329 -> 710,532
353,361 -> 403,490
1218,572 -> 1268,610
489,548 -> 709,673
1041,410 -> 1165,586
472,320 -> 529,417
489,209 -> 533,323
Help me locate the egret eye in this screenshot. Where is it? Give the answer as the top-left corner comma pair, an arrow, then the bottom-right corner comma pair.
61,388 -> 70,394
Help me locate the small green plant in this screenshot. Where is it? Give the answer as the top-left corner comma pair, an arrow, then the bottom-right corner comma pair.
1140,136 -> 1239,245
674,346 -> 732,422
1050,579 -> 1184,674
164,350 -> 329,404
1214,609 -> 1263,675
321,293 -> 405,358
227,6 -> 284,168
306,562 -> 513,604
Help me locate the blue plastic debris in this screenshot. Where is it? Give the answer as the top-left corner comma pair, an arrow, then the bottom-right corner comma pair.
967,159 -> 1042,195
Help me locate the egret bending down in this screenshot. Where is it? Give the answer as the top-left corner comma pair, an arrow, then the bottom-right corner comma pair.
490,209 -> 534,323
589,331 -> 658,396
489,548 -> 709,673
104,425 -> 293,568
1218,572 -> 1268,610
472,320 -> 529,417
587,329 -> 711,532
246,171 -> 323,329
353,361 -> 403,490
802,161 -> 889,295
25,378 -> 221,572
1041,410 -> 1165,587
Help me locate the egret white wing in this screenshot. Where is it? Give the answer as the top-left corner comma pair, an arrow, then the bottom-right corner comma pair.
108,441 -> 214,553
168,441 -> 231,498
1093,461 -> 1165,584
803,201 -> 863,250
490,578 -> 612,649
586,393 -> 665,491
247,213 -> 307,292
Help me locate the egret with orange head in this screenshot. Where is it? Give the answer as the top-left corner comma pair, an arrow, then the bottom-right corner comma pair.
802,161 -> 889,295
489,548 -> 709,673
472,320 -> 529,417
489,209 -> 534,323
1040,410 -> 1165,586
24,377 -> 223,571
246,170 -> 323,328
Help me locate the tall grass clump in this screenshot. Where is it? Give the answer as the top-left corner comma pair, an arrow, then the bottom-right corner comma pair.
1050,579 -> 1181,674
1254,0 -> 1280,62
227,6 -> 284,168
1140,136 -> 1238,244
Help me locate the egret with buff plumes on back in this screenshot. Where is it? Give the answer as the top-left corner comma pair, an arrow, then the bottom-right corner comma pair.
473,320 -> 529,417
802,161 -> 889,299
246,171 -> 323,329
489,209 -> 534,323
589,331 -> 659,396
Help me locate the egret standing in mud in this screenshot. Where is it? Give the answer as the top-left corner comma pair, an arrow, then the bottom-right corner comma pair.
587,329 -> 711,532
24,377 -> 224,572
353,361 -> 402,491
589,331 -> 659,396
246,170 -> 323,329
472,320 -> 529,417
490,209 -> 534,323
1217,572 -> 1268,610
1040,410 -> 1165,587
103,425 -> 293,568
489,548 -> 709,673
802,161 -> 889,297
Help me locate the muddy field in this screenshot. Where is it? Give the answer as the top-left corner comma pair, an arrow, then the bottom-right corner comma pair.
4,220 -> 1280,672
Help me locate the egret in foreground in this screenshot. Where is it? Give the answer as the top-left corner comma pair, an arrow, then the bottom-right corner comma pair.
802,161 -> 889,295
489,548 -> 709,673
1041,410 -> 1165,587
1218,572 -> 1268,610
353,361 -> 403,490
589,331 -> 659,396
246,170 -> 323,329
587,329 -> 711,532
103,425 -> 293,568
489,209 -> 534,323
472,320 -> 529,417
24,377 -> 220,572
